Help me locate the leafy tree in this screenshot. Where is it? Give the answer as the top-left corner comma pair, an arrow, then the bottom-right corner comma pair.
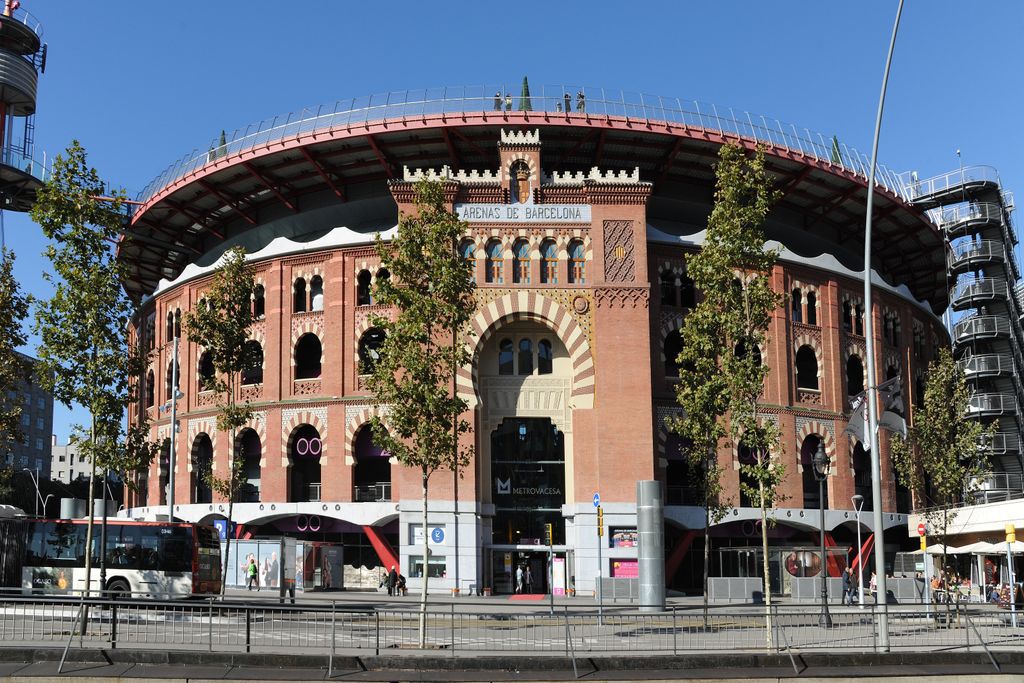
0,248 -> 30,463
366,179 -> 475,647
518,76 -> 532,111
183,246 -> 258,595
891,347 -> 993,614
32,141 -> 156,595
670,142 -> 783,646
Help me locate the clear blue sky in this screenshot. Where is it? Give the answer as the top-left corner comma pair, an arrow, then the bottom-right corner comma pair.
11,0 -> 1023,440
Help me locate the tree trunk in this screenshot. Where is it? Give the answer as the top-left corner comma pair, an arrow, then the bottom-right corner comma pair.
703,478 -> 711,628
419,466 -> 429,648
759,478 -> 772,651
221,377 -> 237,598
79,412 -> 97,636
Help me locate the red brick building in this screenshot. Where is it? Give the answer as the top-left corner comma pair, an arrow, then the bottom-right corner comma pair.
121,91 -> 949,595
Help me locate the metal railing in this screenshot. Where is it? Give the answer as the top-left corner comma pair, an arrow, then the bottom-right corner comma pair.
969,471 -> 1024,503
953,315 -> 1011,341
0,144 -> 48,183
132,86 -> 911,207
958,353 -> 1013,378
951,275 -> 1008,305
948,239 -> 1004,268
353,482 -> 391,502
900,165 -> 1001,201
2,6 -> 43,39
306,483 -> 321,502
930,201 -> 1004,230
0,596 -> 1018,662
966,392 -> 1016,416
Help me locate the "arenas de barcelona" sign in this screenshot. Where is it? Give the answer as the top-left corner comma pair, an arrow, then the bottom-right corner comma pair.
454,203 -> 592,223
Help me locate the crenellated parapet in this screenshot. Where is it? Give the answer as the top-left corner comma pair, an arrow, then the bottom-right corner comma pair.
544,167 -> 644,186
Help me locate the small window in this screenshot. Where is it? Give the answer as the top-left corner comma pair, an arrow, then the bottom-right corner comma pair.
357,270 -> 372,306
197,351 -> 215,391
518,339 -> 533,375
806,292 -> 817,325
498,339 -> 514,375
146,370 -> 155,408
538,339 -> 553,374
486,240 -> 504,284
295,333 -> 322,379
847,355 -> 864,396
460,240 -> 476,282
795,346 -> 818,390
679,273 -> 695,308
310,275 -> 324,312
253,285 -> 265,319
842,302 -> 852,332
664,330 -> 683,377
791,289 -> 802,323
540,240 -> 558,284
293,278 -> 307,313
854,305 -> 864,335
241,341 -> 263,385
165,311 -> 174,342
358,328 -> 386,374
660,271 -> 676,307
174,309 -> 181,339
568,240 -> 585,284
512,239 -> 530,284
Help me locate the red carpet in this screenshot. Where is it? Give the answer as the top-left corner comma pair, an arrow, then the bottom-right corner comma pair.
508,594 -> 545,601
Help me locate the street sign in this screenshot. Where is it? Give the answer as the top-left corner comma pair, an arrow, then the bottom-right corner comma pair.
430,527 -> 445,544
917,523 -> 926,537
593,492 -> 600,508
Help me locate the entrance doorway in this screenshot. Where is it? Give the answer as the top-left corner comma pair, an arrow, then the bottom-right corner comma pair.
489,547 -> 568,595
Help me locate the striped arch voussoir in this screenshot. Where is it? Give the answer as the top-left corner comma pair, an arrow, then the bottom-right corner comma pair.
796,420 -> 835,460
793,334 -> 822,363
460,293 -> 594,408
344,406 -> 390,462
280,411 -> 327,461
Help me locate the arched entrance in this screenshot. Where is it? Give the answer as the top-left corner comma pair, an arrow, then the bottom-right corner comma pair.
353,425 -> 391,502
191,434 -> 213,504
236,428 -> 262,503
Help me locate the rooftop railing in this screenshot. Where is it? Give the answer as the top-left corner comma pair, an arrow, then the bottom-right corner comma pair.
0,144 -> 48,183
2,6 -> 43,39
132,86 -> 911,208
900,165 -> 1001,202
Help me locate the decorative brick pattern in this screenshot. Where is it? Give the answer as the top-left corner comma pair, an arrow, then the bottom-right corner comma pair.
602,220 -> 635,283
594,286 -> 649,309
293,379 -> 321,396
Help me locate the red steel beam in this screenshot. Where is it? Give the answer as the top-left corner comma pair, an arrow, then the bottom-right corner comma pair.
243,161 -> 297,212
198,179 -> 257,225
364,134 -> 394,180
300,147 -> 346,201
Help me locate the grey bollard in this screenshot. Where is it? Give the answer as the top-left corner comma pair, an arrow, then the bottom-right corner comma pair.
637,480 -> 665,612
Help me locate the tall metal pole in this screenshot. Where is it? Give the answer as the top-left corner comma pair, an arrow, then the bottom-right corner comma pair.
815,445 -> 831,627
167,336 -> 179,521
854,497 -> 865,608
863,0 -> 904,651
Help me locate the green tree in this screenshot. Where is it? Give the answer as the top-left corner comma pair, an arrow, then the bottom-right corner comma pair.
891,347 -> 993,613
33,141 -> 156,595
670,142 -> 783,646
183,246 -> 258,595
518,76 -> 532,111
366,179 -> 476,647
0,248 -> 30,468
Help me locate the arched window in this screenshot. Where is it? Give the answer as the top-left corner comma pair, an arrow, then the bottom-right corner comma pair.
660,271 -> 677,306
738,443 -> 756,508
165,359 -> 179,398
854,304 -> 864,335
253,284 -> 265,319
294,333 -> 322,379
288,424 -> 322,503
512,239 -> 530,284
509,160 -> 530,203
174,308 -> 181,339
309,275 -> 324,311
538,339 -> 553,374
735,340 -> 762,367
518,338 -> 533,375
241,340 -> 263,385
197,351 -> 215,392
795,346 -> 818,390
498,338 -> 514,375
806,291 -> 817,325
842,301 -> 852,332
293,278 -> 307,313
568,240 -> 585,284
356,270 -> 372,306
460,240 -> 476,282
664,330 -> 683,377
358,328 -> 386,374
540,239 -> 558,284
236,429 -> 262,503
145,370 -> 154,408
376,268 -> 390,288
847,355 -> 864,396
191,434 -> 213,504
679,273 -> 696,308
485,240 -> 503,284
145,314 -> 156,352
800,435 -> 827,509
353,425 -> 391,502
165,311 -> 173,341
791,289 -> 803,323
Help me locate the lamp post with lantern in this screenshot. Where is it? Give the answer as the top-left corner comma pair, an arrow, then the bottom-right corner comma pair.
813,442 -> 832,627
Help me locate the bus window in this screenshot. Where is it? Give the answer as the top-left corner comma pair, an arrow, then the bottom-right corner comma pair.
158,527 -> 193,573
26,522 -> 82,568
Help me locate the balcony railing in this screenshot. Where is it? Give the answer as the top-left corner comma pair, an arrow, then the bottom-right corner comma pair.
948,239 -> 1004,268
133,86 -> 911,207
929,201 -> 1004,231
968,471 -> 1024,504
306,483 -> 321,502
900,165 -> 1001,201
353,482 -> 392,502
958,353 -> 1013,378
950,275 -> 1008,306
983,432 -> 1022,455
966,392 -> 1016,416
0,145 -> 49,184
953,315 -> 1010,342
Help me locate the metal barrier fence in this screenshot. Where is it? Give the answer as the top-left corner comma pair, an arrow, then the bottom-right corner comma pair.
0,596 -> 1018,660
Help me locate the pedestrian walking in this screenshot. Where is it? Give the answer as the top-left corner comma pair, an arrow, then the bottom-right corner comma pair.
869,571 -> 878,602
515,564 -> 524,594
494,91 -> 502,111
246,556 -> 259,591
387,565 -> 398,597
842,566 -> 853,605
524,565 -> 533,594
576,90 -> 585,112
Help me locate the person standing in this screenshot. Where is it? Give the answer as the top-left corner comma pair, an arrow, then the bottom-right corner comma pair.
576,90 -> 586,112
869,571 -> 878,603
842,566 -> 853,605
515,564 -> 524,594
504,93 -> 512,112
387,565 -> 398,597
563,92 -> 571,113
493,92 -> 502,111
524,564 -> 533,594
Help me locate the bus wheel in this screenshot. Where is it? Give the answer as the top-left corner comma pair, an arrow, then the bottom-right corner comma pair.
106,579 -> 130,601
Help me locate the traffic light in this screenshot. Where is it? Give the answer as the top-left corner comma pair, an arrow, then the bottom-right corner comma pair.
544,523 -> 553,546
596,506 -> 604,537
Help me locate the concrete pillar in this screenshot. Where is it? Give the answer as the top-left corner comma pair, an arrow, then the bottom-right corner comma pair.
637,480 -> 665,611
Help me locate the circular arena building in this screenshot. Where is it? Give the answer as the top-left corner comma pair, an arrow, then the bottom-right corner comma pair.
121,87 -> 955,597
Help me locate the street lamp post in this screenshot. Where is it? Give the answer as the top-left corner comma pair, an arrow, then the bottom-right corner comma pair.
21,468 -> 41,517
852,494 -> 865,609
813,442 -> 832,627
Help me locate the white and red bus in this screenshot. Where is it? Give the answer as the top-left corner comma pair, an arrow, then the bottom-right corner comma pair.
0,511 -> 221,598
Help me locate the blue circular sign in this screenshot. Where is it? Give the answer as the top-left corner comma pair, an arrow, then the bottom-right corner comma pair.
593,492 -> 600,508
430,527 -> 445,543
